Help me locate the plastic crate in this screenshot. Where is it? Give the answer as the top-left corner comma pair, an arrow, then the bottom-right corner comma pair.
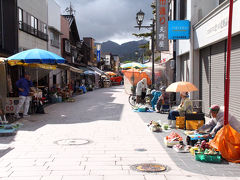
195,150 -> 222,163
176,116 -> 185,129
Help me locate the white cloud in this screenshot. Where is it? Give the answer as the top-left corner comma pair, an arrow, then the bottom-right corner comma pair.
55,0 -> 153,43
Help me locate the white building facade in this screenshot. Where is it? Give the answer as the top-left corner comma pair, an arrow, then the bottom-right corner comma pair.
48,0 -> 62,88
175,0 -> 240,120
18,0 -> 48,51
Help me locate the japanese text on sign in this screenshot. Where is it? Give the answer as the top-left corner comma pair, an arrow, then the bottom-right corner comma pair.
156,0 -> 169,51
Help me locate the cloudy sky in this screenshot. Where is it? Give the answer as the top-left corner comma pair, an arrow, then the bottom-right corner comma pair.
55,0 -> 153,44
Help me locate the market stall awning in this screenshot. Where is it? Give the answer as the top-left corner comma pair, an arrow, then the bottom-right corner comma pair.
8,61 -> 57,70
88,66 -> 105,75
57,64 -> 84,74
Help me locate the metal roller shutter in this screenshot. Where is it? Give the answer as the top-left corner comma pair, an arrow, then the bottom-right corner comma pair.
210,41 -> 225,107
229,35 -> 240,120
200,47 -> 210,114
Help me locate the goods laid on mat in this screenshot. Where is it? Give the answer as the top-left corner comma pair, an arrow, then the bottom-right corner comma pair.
190,140 -> 222,163
164,132 -> 183,147
173,141 -> 191,153
0,123 -> 23,135
66,97 -> 75,102
195,149 -> 221,163
147,120 -> 162,132
186,132 -> 212,146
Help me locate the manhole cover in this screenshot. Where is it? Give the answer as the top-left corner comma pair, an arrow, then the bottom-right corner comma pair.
55,139 -> 90,146
134,148 -> 147,152
131,163 -> 167,172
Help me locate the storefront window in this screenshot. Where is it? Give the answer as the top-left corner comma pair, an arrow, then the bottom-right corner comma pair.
18,8 -> 23,29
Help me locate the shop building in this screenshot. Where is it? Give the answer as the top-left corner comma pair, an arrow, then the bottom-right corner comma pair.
83,37 -> 96,67
0,0 -> 18,57
174,0 -> 240,120
48,0 -> 63,89
18,0 -> 48,51
113,55 -> 120,72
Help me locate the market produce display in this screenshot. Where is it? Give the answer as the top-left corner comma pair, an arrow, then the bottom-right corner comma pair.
193,140 -> 222,163
147,121 -> 162,132
173,141 -> 191,153
164,132 -> 183,147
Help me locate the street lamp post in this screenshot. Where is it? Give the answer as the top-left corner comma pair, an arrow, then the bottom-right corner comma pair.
135,9 -> 155,88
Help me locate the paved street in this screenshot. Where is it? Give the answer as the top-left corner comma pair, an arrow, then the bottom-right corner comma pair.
0,86 -> 240,180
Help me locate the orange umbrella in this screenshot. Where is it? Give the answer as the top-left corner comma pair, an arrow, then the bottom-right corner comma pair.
166,81 -> 198,92
122,69 -> 151,86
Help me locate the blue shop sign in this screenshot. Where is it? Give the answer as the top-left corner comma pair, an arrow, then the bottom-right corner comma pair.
97,50 -> 101,62
168,20 -> 190,40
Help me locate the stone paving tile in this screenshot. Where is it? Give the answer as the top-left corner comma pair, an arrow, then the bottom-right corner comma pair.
82,154 -> 116,158
80,162 -> 116,166
206,176 -> 238,180
144,175 -> 167,180
62,176 -> 103,180
8,166 -> 49,171
104,175 -> 145,180
47,165 -> 85,171
85,165 -> 123,170
0,170 -> 13,178
86,157 -> 120,162
40,176 -> 63,180
165,175 -> 208,180
90,169 -> 129,175
0,161 -> 11,167
45,161 -> 81,167
1,177 -> 41,180
116,160 -> 156,166
10,170 -> 51,177
50,170 -> 90,176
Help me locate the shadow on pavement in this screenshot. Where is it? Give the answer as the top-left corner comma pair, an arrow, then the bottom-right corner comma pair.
14,86 -> 124,132
0,147 -> 14,158
138,110 -> 240,177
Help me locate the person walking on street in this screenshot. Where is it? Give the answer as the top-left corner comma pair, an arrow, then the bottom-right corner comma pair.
136,78 -> 147,104
15,72 -> 35,118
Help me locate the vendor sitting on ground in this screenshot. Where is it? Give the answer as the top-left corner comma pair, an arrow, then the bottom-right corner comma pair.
156,86 -> 169,113
168,92 -> 193,127
196,105 -> 240,138
151,88 -> 161,111
136,78 -> 147,104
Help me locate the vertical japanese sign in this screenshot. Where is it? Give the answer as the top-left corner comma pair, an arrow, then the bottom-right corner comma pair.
96,44 -> 101,62
156,0 -> 169,51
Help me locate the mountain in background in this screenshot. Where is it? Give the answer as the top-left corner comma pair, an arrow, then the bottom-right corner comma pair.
99,39 -> 148,62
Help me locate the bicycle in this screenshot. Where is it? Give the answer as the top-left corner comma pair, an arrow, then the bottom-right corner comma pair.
128,94 -> 137,107
128,93 -> 151,107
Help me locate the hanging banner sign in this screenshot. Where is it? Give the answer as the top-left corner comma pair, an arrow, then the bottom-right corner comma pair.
96,44 -> 101,62
156,0 -> 169,51
168,20 -> 190,39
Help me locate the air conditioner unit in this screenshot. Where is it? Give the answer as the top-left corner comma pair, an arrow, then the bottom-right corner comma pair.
170,60 -> 175,69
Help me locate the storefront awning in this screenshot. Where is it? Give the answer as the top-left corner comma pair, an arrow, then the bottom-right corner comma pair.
88,66 -> 105,75
57,64 -> 84,74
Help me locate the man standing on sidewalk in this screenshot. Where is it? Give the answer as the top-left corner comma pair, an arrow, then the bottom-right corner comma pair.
15,72 -> 34,118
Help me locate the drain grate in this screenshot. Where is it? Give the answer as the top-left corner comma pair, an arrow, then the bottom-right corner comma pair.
55,138 -> 90,146
131,163 -> 167,172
